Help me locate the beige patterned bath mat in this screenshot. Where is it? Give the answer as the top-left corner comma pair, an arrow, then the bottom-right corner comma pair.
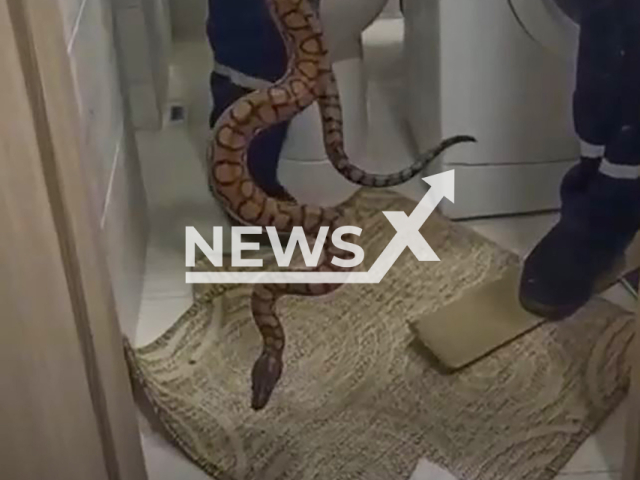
126,189 -> 634,480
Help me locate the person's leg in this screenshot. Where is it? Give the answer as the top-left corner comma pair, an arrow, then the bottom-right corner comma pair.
208,72 -> 292,201
591,0 -> 640,241
206,0 -> 292,200
519,0 -> 636,319
562,0 -> 624,201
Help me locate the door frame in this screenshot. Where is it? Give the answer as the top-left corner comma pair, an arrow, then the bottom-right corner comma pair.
1,0 -> 147,478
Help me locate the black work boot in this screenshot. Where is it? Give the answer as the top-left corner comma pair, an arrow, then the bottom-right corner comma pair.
519,146 -> 640,320
518,219 -> 627,320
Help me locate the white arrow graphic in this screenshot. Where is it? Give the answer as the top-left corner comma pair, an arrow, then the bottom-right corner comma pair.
186,170 -> 455,284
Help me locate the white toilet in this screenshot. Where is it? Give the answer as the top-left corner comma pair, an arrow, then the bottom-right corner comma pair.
167,0 -> 394,208
277,0 -> 390,206
404,0 -> 580,218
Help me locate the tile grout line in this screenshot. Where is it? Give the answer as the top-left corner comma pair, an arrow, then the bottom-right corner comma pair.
67,0 -> 89,54
100,121 -> 125,229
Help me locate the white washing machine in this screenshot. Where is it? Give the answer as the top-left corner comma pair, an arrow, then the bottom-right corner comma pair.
404,0 -> 581,218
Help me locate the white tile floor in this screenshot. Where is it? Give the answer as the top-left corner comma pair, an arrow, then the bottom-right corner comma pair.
133,15 -> 633,480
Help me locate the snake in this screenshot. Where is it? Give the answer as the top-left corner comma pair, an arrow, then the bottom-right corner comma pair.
208,0 -> 475,410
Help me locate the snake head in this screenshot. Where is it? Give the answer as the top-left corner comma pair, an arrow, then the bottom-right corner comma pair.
251,351 -> 284,411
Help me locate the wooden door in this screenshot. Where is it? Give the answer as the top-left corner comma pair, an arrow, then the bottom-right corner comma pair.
0,0 -> 147,478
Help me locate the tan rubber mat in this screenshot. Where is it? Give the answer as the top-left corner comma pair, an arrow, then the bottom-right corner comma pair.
410,234 -> 640,371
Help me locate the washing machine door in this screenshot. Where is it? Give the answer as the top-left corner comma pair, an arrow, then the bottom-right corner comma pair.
509,0 -> 579,60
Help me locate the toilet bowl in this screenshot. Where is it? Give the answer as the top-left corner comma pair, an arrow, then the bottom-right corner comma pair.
277,0 -> 389,206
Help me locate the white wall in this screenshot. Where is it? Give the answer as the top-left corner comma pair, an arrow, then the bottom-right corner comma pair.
56,0 -> 149,338
380,0 -> 402,17
113,0 -> 172,129
168,0 -> 206,41
167,0 -> 399,40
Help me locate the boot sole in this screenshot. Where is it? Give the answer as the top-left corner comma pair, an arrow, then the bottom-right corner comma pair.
518,254 -> 626,321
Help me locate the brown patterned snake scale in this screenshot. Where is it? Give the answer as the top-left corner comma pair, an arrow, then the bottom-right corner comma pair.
208,0 -> 474,410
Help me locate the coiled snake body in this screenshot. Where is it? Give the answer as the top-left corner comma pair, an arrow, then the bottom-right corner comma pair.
209,0 -> 474,410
